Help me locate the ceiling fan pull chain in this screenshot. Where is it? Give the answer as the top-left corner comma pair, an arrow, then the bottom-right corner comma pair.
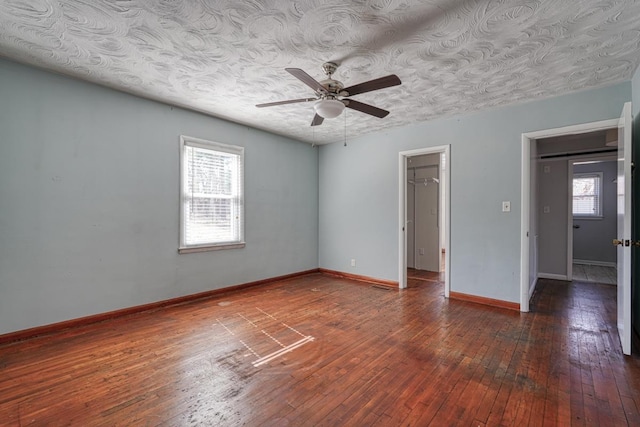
344,109 -> 348,147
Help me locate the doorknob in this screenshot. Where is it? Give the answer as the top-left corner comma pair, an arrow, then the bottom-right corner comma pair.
613,239 -> 624,246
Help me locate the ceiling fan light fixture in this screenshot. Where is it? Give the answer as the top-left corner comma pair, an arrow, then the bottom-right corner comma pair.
314,98 -> 345,119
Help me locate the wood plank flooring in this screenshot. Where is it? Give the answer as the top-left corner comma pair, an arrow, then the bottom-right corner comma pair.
406,268 -> 442,286
1,274 -> 639,426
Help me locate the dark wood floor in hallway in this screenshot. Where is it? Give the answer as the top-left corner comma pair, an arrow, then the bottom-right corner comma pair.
1,274 -> 639,426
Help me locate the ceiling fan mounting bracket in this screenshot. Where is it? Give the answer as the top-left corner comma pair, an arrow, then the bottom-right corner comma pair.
322,62 -> 338,77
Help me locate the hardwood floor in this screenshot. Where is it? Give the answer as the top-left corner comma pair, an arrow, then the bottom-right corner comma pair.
406,267 -> 441,285
1,274 -> 639,426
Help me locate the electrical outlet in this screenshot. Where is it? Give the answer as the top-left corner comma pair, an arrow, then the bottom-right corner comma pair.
502,201 -> 511,212
351,259 -> 356,267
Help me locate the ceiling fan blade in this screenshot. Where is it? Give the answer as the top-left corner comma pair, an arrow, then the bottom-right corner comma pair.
285,68 -> 328,94
256,97 -> 316,108
343,75 -> 401,97
311,114 -> 324,126
344,99 -> 389,118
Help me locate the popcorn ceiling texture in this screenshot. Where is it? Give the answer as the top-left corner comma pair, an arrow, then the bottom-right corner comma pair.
1,0 -> 639,144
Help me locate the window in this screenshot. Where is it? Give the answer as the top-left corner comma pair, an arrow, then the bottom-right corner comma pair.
572,172 -> 602,218
179,136 -> 244,253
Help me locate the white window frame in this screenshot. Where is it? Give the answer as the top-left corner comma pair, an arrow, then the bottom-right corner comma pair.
179,135 -> 245,253
572,172 -> 603,219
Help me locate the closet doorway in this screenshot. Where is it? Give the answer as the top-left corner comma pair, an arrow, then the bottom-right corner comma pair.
398,146 -> 450,294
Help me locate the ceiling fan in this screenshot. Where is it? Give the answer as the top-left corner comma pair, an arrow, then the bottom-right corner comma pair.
256,62 -> 401,126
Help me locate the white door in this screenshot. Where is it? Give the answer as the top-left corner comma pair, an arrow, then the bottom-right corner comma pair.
616,102 -> 632,356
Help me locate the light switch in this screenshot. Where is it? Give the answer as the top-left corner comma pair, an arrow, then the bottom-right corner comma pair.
502,201 -> 511,212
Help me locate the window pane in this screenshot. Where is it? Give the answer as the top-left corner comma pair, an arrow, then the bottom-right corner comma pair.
185,197 -> 235,244
573,177 -> 595,197
572,174 -> 601,217
186,147 -> 235,196
573,195 -> 596,214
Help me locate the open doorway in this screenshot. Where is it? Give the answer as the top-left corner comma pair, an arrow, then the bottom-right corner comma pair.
398,146 -> 450,295
535,130 -> 617,283
520,118 -> 620,312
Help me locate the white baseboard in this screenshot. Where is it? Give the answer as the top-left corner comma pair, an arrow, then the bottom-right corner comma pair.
573,259 -> 616,268
538,273 -> 569,281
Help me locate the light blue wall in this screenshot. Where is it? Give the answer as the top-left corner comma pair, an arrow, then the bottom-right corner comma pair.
0,58 -> 319,335
319,83 -> 631,303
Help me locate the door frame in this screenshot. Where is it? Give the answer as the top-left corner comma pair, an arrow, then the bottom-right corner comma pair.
520,118 -> 619,312
398,145 -> 450,293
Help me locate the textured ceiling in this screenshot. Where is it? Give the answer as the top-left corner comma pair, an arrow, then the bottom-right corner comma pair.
1,0 -> 640,145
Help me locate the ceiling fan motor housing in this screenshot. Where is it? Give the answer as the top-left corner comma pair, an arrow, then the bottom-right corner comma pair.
319,78 -> 344,96
319,62 -> 347,97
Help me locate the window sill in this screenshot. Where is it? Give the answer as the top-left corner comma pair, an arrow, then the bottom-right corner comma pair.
178,242 -> 246,254
573,216 -> 604,221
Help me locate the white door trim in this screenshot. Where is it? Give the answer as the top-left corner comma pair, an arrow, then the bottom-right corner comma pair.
520,118 -> 619,312
398,145 -> 450,294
